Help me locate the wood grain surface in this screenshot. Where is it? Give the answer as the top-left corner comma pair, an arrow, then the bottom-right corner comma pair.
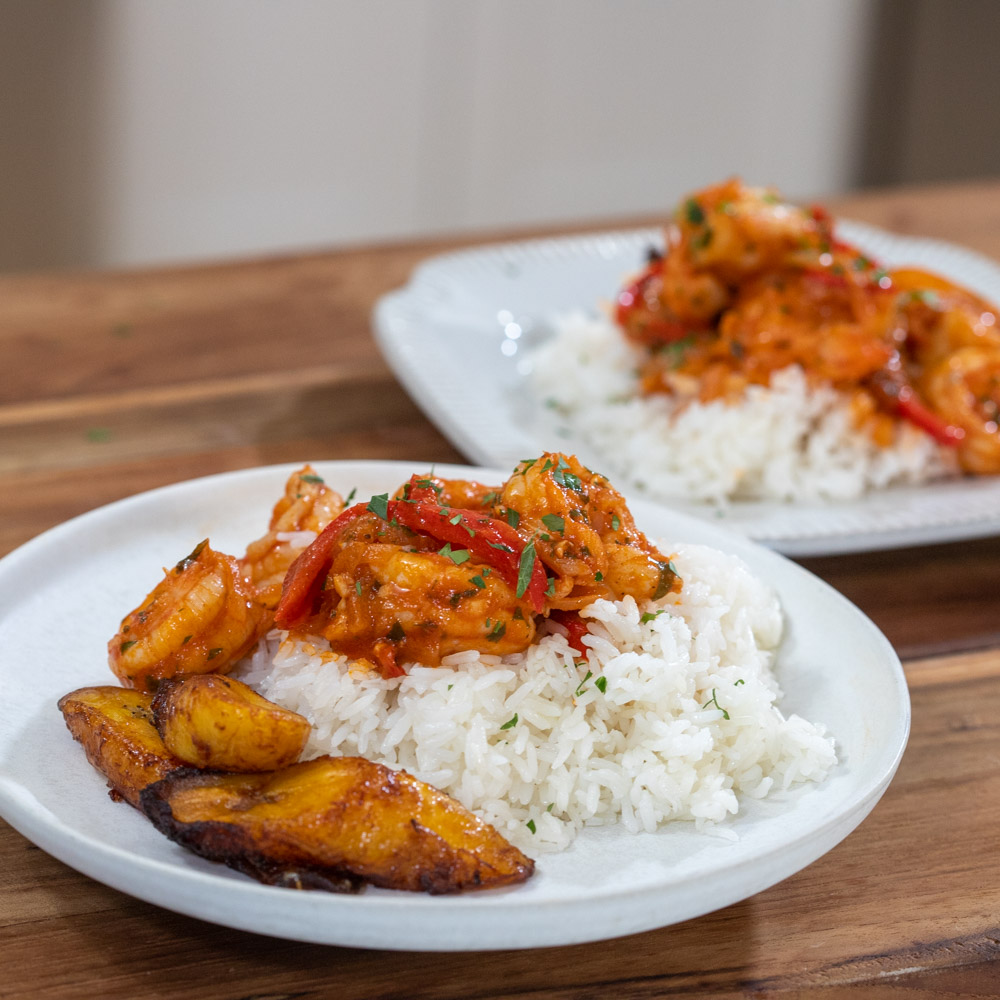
2,181 -> 1000,998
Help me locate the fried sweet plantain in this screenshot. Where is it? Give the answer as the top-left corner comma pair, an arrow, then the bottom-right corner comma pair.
58,686 -> 183,808
151,673 -> 311,772
141,755 -> 535,894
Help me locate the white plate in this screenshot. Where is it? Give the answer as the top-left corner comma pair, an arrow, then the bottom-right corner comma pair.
373,222 -> 1000,555
0,461 -> 908,950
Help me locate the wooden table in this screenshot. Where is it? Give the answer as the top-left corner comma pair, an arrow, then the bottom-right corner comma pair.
3,181 -> 999,997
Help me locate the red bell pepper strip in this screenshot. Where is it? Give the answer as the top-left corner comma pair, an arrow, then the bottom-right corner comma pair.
274,502 -> 371,628
548,609 -> 590,655
868,370 -> 965,447
391,502 -> 548,614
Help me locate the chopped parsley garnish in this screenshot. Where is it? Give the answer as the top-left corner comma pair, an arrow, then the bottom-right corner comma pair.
207,647 -> 223,660
386,621 -> 406,641
541,513 -> 565,533
515,539 -> 537,598
574,671 -> 593,697
594,571 -> 604,582
611,515 -> 621,532
174,539 -> 208,573
119,640 -> 137,653
551,456 -> 582,491
640,608 -> 669,624
439,543 -> 471,565
470,574 -> 487,589
594,676 -> 608,694
545,577 -> 556,597
344,487 -> 357,504
684,198 -> 705,225
367,493 -> 389,519
500,713 -> 518,730
526,819 -> 537,834
300,473 -> 324,484
355,580 -> 363,596
486,619 -> 506,641
506,508 -> 521,528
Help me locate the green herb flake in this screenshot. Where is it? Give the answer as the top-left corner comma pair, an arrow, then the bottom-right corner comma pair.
515,539 -> 537,598
545,577 -> 556,597
439,543 -> 471,565
611,515 -> 621,532
703,688 -> 730,720
541,513 -> 565,533
526,819 -> 537,834
487,619 -> 507,642
367,493 -> 390,520
207,647 -> 223,660
300,473 -> 325,485
595,676 -> 608,694
595,571 -> 604,582
551,456 -> 583,491
355,580 -> 363,597
640,609 -> 668,624
574,670 -> 593,697
174,539 -> 208,573
345,487 -> 357,505
684,198 -> 705,225
500,713 -> 518,730
449,513 -> 463,525
471,574 -> 487,590
386,621 -> 406,642
734,678 -> 745,686
119,640 -> 137,653
506,508 -> 521,528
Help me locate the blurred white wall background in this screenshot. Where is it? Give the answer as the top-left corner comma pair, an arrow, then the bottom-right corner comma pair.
1,0 -> 997,273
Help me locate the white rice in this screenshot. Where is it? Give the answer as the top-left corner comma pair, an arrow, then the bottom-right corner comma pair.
237,542 -> 837,854
529,311 -> 957,504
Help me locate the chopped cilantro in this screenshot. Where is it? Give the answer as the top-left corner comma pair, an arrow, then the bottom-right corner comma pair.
541,513 -> 565,533
500,713 -> 518,730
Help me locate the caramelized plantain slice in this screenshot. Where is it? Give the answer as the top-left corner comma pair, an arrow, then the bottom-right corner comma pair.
141,755 -> 535,894
58,686 -> 183,808
151,674 -> 311,772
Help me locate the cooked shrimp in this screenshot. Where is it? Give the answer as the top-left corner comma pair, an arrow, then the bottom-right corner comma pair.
500,453 -> 680,610
918,346 -> 1000,473
242,465 -> 345,609
320,543 -> 537,673
109,540 -> 270,691
672,178 -> 834,284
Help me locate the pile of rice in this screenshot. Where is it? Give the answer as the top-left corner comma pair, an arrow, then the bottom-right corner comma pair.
238,542 -> 836,854
529,312 -> 957,504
